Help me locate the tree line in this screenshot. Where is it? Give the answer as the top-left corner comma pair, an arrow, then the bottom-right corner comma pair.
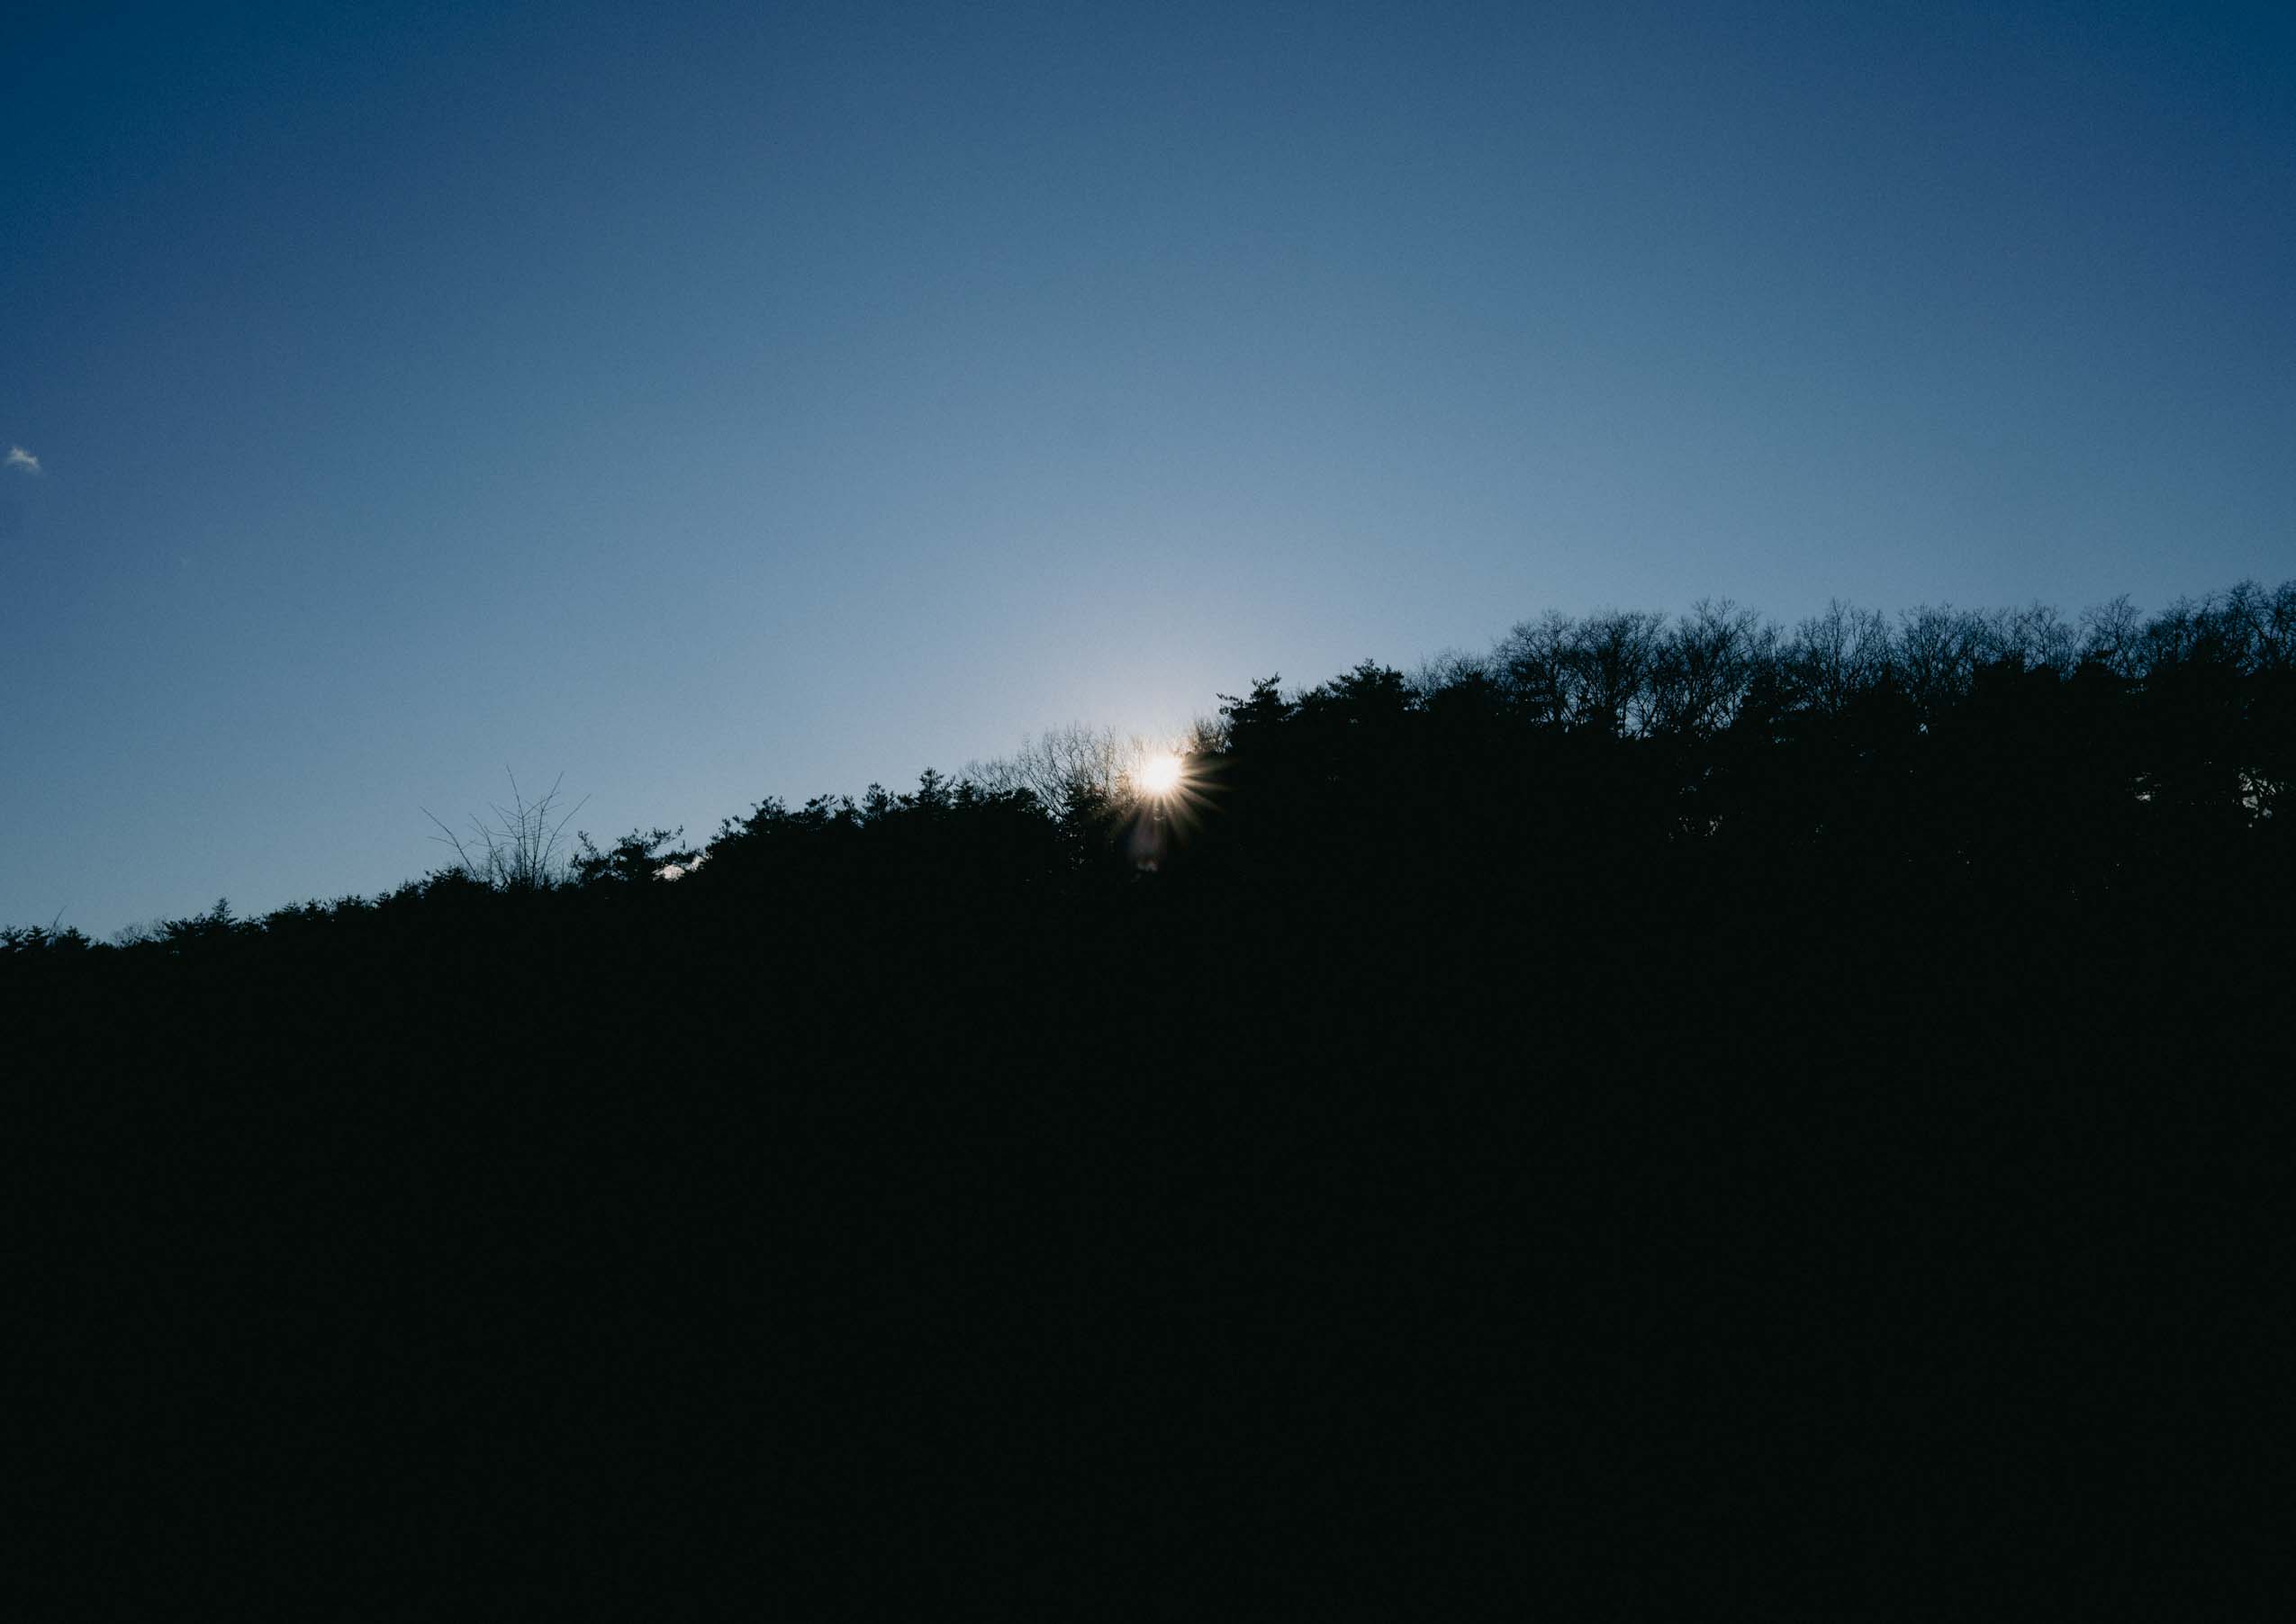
8,579 -> 2289,960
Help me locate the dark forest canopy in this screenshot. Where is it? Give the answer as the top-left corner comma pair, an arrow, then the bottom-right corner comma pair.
12,582 -> 2293,1618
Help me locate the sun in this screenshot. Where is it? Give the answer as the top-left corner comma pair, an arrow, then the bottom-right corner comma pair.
1138,753 -> 1185,798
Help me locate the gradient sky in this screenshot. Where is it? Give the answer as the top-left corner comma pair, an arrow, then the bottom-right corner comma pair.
5,0 -> 2292,934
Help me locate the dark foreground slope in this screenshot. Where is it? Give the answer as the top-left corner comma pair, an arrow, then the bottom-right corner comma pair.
10,592 -> 2293,1617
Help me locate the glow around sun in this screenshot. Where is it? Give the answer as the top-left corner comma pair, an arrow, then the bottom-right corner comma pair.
1138,753 -> 1185,797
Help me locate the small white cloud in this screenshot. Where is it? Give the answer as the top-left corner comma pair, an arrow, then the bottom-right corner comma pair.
4,447 -> 38,474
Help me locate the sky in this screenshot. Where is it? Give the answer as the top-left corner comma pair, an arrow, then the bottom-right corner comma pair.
4,0 -> 2292,934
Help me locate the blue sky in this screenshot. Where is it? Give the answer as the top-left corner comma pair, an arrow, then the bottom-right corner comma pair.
5,0 -> 2291,933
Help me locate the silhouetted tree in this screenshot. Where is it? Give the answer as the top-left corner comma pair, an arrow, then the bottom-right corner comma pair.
571,826 -> 700,887
422,770 -> 587,891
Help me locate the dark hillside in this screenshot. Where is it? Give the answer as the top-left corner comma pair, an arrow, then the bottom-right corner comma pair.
10,585 -> 2292,1616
